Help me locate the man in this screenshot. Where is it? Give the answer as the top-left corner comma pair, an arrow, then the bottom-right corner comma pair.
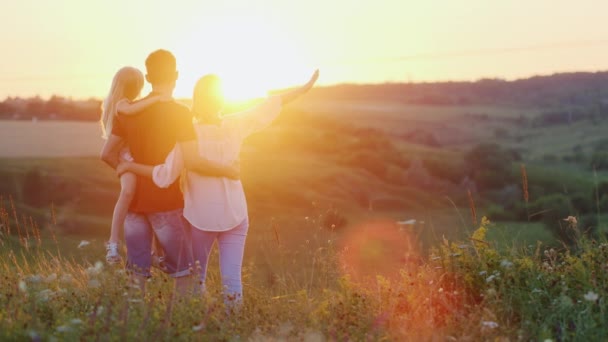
101,49 -> 236,295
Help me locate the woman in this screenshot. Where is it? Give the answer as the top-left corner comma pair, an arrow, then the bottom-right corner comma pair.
117,70 -> 319,306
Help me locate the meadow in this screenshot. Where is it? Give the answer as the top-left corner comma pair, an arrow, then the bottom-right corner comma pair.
2,78 -> 608,340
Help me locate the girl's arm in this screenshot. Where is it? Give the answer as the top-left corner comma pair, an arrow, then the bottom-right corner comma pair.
116,94 -> 172,115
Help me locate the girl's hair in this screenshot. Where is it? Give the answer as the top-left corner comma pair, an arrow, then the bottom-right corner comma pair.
100,67 -> 144,139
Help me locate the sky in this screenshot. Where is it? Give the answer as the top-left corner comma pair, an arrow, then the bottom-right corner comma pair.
1,0 -> 608,99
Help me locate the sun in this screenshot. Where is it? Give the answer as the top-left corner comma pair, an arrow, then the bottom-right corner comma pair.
174,16 -> 313,103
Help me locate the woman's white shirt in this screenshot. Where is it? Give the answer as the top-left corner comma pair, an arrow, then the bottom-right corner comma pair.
152,96 -> 282,231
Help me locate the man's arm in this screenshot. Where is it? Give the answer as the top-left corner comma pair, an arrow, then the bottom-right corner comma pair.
179,141 -> 240,179
100,134 -> 124,169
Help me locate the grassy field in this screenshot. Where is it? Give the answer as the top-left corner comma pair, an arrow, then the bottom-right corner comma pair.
2,92 -> 608,339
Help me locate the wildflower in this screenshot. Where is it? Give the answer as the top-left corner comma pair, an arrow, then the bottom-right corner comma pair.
192,324 -> 205,332
37,289 -> 54,302
26,274 -> 43,283
500,259 -> 514,269
27,331 -> 40,340
86,261 -> 104,276
78,240 -> 90,248
479,270 -> 487,276
88,279 -> 101,288
60,274 -> 74,284
56,325 -> 71,333
486,275 -> 497,283
70,319 -> 83,325
583,291 -> 599,302
18,280 -> 27,293
481,321 -> 499,329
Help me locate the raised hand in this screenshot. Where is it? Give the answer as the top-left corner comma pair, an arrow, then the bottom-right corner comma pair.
303,69 -> 319,92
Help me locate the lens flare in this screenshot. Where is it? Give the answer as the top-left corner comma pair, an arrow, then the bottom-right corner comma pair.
338,220 -> 420,287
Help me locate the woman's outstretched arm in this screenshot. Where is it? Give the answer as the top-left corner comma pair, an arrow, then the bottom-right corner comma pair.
274,69 -> 319,105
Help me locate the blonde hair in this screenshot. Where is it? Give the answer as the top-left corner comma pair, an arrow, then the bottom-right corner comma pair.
100,67 -> 144,139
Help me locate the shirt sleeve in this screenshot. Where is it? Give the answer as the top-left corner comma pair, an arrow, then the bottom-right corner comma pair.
152,144 -> 183,188
111,115 -> 125,138
226,96 -> 283,139
175,106 -> 197,142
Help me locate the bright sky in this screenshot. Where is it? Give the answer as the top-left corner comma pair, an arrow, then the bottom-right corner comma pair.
1,0 -> 608,99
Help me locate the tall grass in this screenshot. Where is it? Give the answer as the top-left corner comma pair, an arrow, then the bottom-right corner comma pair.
0,200 -> 607,341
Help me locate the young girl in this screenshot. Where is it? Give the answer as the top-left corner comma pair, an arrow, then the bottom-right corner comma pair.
117,70 -> 319,306
100,66 -> 170,264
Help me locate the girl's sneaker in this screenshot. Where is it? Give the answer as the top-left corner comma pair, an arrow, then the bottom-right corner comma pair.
151,253 -> 168,272
106,242 -> 122,265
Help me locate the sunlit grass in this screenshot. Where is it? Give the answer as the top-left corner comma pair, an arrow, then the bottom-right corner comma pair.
1,197 -> 607,340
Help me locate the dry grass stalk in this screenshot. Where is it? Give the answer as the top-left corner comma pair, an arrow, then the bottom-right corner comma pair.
467,189 -> 477,226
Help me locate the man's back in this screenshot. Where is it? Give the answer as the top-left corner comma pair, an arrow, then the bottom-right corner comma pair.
112,97 -> 195,213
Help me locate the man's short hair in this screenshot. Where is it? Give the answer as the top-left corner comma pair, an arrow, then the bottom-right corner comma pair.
145,49 -> 177,85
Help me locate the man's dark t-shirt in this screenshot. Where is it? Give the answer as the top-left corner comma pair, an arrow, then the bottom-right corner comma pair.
112,95 -> 195,213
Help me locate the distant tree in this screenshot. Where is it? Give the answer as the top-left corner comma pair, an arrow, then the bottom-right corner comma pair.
464,143 -> 515,191
590,152 -> 608,170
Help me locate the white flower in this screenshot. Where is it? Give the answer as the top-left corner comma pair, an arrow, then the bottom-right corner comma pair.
192,324 -> 205,332
56,325 -> 71,333
77,240 -> 90,248
481,321 -> 499,329
45,273 -> 57,283
486,275 -> 497,283
479,270 -> 487,276
27,330 -> 40,340
26,275 -> 43,283
18,280 -> 27,292
70,319 -> 83,325
88,279 -> 101,288
86,261 -> 104,276
60,274 -> 74,284
500,259 -> 514,269
37,289 -> 54,301
583,291 -> 599,302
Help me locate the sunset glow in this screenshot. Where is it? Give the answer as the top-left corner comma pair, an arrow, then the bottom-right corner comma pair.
1,0 -> 608,99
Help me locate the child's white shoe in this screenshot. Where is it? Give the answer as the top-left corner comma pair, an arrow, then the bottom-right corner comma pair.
106,242 -> 122,265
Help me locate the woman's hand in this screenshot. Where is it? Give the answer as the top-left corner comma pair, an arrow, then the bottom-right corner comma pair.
116,161 -> 132,177
224,160 -> 241,180
302,69 -> 319,92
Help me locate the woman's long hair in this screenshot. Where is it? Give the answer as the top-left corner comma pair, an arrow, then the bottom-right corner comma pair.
100,67 -> 144,139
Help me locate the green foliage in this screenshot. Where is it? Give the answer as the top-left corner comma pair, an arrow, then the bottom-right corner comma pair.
1,205 -> 608,341
590,152 -> 608,170
465,143 -> 515,191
